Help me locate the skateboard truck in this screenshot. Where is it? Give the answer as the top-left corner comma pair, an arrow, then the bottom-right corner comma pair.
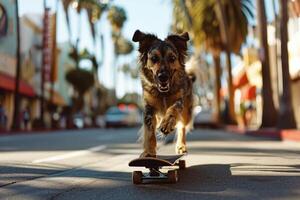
129,154 -> 186,184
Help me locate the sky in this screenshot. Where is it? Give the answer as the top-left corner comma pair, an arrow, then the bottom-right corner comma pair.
19,0 -> 173,98
18,0 -> 277,98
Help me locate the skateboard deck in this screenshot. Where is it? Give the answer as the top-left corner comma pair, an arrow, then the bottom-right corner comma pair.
129,154 -> 184,168
128,154 -> 186,184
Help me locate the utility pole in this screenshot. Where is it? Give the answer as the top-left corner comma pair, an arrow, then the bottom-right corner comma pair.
11,0 -> 21,130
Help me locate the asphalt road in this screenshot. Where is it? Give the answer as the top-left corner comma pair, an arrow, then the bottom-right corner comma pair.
0,128 -> 300,200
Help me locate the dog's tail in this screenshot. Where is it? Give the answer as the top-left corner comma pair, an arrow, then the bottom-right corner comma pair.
185,56 -> 202,133
185,56 -> 198,83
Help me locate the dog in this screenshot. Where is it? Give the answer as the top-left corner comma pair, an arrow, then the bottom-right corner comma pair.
132,30 -> 194,158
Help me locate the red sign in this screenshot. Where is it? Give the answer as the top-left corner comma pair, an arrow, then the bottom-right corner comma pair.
42,8 -> 52,82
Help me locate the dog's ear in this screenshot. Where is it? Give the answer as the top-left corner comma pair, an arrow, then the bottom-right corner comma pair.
132,30 -> 158,53
132,30 -> 159,65
132,30 -> 146,42
166,32 -> 189,63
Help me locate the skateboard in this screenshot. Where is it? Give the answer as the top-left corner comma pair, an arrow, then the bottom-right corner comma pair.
128,154 -> 186,184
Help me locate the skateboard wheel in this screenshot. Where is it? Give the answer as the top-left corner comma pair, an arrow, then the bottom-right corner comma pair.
167,170 -> 178,183
132,171 -> 143,184
178,160 -> 186,170
149,168 -> 160,177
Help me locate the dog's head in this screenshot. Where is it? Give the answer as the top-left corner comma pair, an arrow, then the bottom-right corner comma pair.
132,30 -> 189,93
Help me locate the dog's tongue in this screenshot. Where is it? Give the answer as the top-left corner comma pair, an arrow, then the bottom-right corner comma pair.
159,82 -> 168,87
158,82 -> 169,92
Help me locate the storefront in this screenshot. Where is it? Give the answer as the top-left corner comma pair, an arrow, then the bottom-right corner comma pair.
0,72 -> 36,130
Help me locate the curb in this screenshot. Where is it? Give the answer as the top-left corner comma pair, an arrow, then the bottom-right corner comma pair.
0,127 -> 102,136
226,126 -> 300,142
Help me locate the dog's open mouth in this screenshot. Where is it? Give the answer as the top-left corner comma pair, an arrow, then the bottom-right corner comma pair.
158,83 -> 170,93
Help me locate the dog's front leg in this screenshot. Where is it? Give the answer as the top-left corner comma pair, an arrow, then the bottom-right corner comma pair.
160,99 -> 183,135
140,105 -> 157,157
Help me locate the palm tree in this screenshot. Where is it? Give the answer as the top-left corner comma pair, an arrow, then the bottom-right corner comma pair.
272,0 -> 280,99
215,0 -> 235,124
172,0 -> 253,124
62,0 -> 107,67
277,0 -> 296,129
11,0 -> 21,130
107,5 -> 133,96
65,68 -> 95,111
256,0 -> 277,128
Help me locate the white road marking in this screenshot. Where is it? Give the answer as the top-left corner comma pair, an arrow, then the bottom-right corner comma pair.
32,145 -> 107,164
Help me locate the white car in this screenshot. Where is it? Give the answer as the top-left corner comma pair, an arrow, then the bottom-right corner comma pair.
104,106 -> 141,127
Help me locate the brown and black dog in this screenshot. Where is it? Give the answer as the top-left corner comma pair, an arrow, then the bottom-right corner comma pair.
132,30 -> 194,157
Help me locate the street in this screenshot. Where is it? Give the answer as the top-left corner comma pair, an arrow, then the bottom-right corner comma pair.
0,128 -> 300,200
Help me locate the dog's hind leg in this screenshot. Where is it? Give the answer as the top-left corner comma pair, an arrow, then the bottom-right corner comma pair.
140,105 -> 157,158
176,123 -> 187,154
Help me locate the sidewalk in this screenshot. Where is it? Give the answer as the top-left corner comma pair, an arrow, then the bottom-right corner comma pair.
226,125 -> 300,142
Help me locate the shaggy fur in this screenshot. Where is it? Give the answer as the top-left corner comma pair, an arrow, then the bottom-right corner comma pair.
132,30 -> 194,157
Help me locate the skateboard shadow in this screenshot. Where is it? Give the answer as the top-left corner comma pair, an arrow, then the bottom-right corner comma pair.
2,163 -> 300,199
176,164 -> 231,192
139,164 -> 231,193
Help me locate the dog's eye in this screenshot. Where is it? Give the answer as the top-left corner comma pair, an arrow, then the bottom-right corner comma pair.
168,55 -> 176,63
151,55 -> 159,63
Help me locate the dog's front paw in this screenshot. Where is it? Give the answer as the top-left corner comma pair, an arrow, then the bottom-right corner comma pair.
159,115 -> 176,135
176,146 -> 188,155
139,151 -> 156,158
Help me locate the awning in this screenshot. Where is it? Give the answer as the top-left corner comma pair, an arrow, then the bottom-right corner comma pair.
0,72 -> 36,97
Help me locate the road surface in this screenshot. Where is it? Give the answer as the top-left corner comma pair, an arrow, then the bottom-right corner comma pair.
0,128 -> 300,200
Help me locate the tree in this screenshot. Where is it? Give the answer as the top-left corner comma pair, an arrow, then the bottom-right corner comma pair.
277,0 -> 296,129
172,0 -> 253,123
107,5 -> 133,96
107,5 -> 127,33
62,0 -> 108,72
256,0 -> 277,128
65,68 -> 95,111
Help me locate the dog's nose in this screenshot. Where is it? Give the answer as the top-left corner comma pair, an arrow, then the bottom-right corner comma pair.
157,71 -> 169,83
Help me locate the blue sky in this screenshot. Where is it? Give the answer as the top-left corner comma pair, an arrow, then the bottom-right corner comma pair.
19,0 -> 172,97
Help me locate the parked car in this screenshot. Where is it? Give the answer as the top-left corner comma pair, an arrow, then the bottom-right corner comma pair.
73,112 -> 84,129
193,106 -> 216,127
104,105 -> 141,128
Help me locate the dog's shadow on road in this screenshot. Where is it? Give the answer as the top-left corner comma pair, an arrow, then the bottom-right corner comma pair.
2,163 -> 300,199
175,164 -> 231,192
137,164 -> 231,194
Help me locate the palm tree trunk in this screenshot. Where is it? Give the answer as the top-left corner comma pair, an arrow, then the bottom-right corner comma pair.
213,54 -> 222,123
225,51 -> 235,124
216,0 -> 236,124
11,0 -> 21,130
272,0 -> 280,101
75,10 -> 81,69
179,0 -> 193,28
62,1 -> 72,44
257,0 -> 277,128
98,34 -> 105,84
277,0 -> 296,129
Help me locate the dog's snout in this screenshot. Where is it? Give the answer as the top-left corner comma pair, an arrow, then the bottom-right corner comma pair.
157,71 -> 169,83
